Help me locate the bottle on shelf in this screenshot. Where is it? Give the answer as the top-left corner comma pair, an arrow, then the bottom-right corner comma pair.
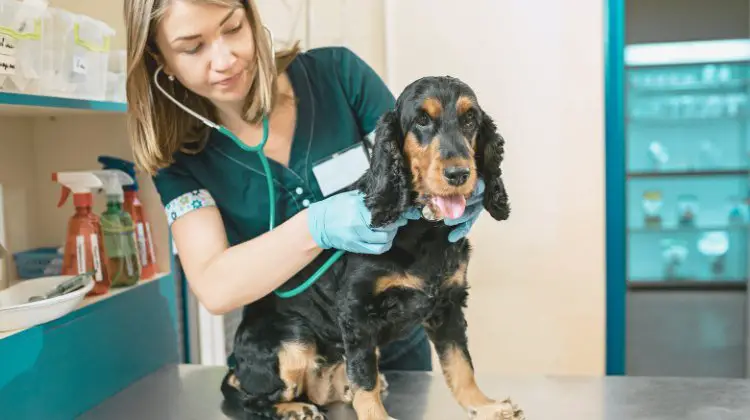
97,155 -> 158,280
93,169 -> 141,288
53,171 -> 110,296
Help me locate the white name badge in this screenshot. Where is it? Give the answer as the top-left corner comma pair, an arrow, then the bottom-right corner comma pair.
312,142 -> 371,197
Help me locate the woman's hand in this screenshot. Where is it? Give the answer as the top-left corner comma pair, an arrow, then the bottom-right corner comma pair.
307,190 -> 409,254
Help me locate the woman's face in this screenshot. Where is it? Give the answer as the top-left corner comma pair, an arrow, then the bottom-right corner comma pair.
155,1 -> 256,107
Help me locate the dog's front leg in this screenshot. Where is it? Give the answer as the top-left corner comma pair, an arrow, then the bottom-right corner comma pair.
425,289 -> 525,420
339,322 -> 393,420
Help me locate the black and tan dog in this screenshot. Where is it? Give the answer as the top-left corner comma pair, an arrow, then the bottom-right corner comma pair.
221,75 -> 522,420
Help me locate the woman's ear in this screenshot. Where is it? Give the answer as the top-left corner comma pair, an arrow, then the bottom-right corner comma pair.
356,110 -> 412,227
476,112 -> 510,221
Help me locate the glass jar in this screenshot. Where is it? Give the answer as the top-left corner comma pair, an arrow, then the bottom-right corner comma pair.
677,194 -> 698,227
642,190 -> 663,228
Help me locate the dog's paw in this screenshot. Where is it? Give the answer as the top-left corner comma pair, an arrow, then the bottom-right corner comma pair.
275,402 -> 326,420
468,398 -> 525,420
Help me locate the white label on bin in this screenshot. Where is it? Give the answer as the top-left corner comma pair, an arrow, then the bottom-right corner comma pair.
0,54 -> 16,76
73,55 -> 88,75
0,35 -> 16,56
90,234 -> 102,282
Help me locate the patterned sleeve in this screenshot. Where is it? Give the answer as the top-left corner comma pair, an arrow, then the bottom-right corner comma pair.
152,159 -> 216,226
163,189 -> 216,226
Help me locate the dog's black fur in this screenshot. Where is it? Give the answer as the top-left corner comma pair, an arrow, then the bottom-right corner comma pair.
221,76 -> 514,420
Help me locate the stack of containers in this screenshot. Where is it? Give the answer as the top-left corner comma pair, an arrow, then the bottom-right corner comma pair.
106,49 -> 126,102
0,0 -> 48,94
41,6 -> 115,100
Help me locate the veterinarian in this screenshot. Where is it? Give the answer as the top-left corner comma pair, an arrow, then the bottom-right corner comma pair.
124,0 -> 484,372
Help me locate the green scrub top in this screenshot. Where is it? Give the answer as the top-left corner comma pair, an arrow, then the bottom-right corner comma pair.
153,47 -> 428,366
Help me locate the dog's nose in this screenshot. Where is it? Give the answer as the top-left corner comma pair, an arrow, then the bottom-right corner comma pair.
443,166 -> 470,186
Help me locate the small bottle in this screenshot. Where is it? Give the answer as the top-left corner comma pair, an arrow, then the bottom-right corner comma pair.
98,156 -> 158,279
53,172 -> 110,296
95,170 -> 140,287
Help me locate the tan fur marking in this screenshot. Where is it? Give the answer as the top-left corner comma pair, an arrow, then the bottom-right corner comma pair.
441,345 -> 494,409
278,342 -> 318,401
227,373 -> 241,389
422,97 -> 442,118
352,379 -> 389,420
404,133 -> 428,199
374,273 -> 425,295
305,362 -> 352,405
457,96 -> 474,115
445,262 -> 468,287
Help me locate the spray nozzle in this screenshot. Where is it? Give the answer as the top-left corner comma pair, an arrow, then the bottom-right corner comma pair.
92,170 -> 134,203
98,156 -> 138,191
52,171 -> 103,208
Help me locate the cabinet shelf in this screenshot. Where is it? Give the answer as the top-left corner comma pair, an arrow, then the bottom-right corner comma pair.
628,224 -> 750,233
627,279 -> 747,291
0,92 -> 127,116
627,169 -> 750,178
0,272 -> 171,341
627,80 -> 749,95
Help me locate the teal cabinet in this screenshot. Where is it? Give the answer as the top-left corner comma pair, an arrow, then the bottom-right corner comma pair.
625,40 -> 750,287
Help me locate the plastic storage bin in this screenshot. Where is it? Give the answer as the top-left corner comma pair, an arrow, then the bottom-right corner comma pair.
105,49 -> 125,102
41,8 -> 115,100
13,246 -> 63,279
0,0 -> 48,94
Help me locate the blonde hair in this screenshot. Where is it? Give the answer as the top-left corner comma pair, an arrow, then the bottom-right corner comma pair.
125,0 -> 299,175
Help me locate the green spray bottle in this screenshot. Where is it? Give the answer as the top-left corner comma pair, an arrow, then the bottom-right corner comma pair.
93,169 -> 140,287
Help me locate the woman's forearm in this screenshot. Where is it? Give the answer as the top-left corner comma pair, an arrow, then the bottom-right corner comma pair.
202,210 -> 322,313
173,208 -> 322,315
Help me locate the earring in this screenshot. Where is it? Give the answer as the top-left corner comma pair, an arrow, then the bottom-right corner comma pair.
168,74 -> 175,81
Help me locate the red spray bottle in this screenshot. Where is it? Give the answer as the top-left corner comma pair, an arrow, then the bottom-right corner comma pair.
53,171 -> 111,296
98,156 -> 158,279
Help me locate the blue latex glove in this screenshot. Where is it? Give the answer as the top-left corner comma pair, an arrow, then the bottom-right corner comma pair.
403,178 -> 485,242
307,190 -> 408,254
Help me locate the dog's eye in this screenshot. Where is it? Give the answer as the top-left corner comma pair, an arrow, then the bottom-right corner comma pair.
415,111 -> 431,127
462,112 -> 477,129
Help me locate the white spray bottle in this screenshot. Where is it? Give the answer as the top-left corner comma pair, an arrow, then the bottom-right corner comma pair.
93,169 -> 141,287
53,171 -> 109,296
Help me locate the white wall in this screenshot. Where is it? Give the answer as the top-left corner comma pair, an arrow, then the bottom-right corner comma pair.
384,0 -> 607,376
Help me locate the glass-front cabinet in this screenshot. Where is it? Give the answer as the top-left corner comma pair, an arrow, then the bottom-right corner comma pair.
625,39 -> 750,287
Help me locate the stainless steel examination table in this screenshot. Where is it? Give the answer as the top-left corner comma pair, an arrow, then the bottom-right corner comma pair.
80,364 -> 750,419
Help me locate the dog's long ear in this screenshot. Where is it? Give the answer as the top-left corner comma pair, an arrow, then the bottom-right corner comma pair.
476,112 -> 510,221
356,110 -> 412,228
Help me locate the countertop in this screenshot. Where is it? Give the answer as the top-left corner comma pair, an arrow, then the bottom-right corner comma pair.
79,364 -> 750,419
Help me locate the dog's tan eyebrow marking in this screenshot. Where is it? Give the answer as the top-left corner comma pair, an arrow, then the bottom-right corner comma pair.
457,96 -> 474,115
422,97 -> 443,118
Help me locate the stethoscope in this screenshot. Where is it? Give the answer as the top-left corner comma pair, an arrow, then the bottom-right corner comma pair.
152,25 -> 344,299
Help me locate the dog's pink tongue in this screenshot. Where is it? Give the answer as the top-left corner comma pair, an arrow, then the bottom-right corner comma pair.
433,195 -> 467,219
